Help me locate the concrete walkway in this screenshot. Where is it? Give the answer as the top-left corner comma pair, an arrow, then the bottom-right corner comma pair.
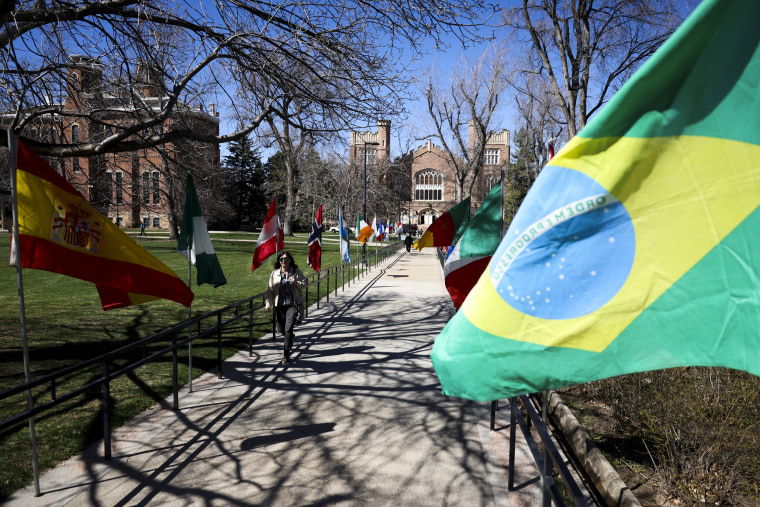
6,249 -> 542,506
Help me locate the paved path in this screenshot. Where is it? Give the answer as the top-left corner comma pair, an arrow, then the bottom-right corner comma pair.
6,249 -> 541,506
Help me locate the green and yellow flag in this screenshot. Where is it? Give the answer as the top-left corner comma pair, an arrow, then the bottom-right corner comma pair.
431,0 -> 760,401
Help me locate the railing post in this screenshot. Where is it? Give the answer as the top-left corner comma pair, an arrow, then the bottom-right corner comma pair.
217,313 -> 223,379
508,397 -> 516,491
248,299 -> 254,357
102,359 -> 111,460
172,332 -> 179,410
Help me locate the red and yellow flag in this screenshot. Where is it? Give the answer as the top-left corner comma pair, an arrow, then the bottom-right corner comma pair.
11,140 -> 194,310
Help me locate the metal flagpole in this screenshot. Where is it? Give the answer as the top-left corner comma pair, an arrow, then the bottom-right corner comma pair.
8,130 -> 41,497
187,234 -> 193,393
272,194 -> 279,341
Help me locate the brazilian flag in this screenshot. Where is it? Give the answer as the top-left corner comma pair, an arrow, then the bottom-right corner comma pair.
431,0 -> 760,401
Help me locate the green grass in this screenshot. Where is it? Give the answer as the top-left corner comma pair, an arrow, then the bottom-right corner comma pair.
0,230 -> 397,498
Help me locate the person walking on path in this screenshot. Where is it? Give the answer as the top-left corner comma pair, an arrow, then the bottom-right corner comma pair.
140,222 -> 146,235
265,250 -> 307,364
404,233 -> 413,253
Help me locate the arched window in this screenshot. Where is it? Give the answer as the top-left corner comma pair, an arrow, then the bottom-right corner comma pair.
71,124 -> 79,143
414,169 -> 444,201
421,210 -> 437,225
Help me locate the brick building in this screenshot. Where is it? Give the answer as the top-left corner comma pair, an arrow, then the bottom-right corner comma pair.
350,120 -> 509,232
3,55 -> 220,230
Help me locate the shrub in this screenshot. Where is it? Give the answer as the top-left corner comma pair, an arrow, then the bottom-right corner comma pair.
590,367 -> 760,505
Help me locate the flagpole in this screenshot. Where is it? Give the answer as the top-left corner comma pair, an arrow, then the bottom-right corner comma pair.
500,171 -> 506,237
187,225 -> 193,394
273,194 -> 279,341
8,130 -> 41,497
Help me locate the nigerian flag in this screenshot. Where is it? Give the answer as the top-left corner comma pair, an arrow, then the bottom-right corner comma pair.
178,173 -> 227,288
431,0 -> 760,401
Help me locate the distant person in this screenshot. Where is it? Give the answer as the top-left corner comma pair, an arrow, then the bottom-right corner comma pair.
140,222 -> 146,235
265,251 -> 307,364
404,234 -> 413,253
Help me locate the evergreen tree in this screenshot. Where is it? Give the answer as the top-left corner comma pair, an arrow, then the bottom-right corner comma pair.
222,135 -> 267,230
505,127 -> 540,225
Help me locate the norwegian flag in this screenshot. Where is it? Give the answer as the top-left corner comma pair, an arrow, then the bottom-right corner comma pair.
307,204 -> 323,272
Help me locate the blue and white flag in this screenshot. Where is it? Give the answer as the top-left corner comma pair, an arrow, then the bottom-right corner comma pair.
339,208 -> 351,263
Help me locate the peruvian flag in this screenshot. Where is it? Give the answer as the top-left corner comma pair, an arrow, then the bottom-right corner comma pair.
251,196 -> 284,271
307,204 -> 323,272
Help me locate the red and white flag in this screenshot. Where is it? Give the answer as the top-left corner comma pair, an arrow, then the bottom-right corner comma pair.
307,204 -> 323,272
251,196 -> 284,271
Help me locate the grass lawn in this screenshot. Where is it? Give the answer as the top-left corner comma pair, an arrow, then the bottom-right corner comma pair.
0,230 -> 397,498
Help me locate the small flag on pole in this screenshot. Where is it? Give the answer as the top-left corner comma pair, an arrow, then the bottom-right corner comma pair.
10,139 -> 194,310
414,197 -> 471,251
178,173 -> 226,288
307,204 -> 323,272
339,208 -> 351,262
443,181 -> 502,310
252,196 -> 284,271
357,215 -> 373,244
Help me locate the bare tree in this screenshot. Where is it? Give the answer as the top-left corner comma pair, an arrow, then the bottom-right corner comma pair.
505,0 -> 689,137
511,68 -> 566,170
421,41 -> 511,201
1,0 -> 497,157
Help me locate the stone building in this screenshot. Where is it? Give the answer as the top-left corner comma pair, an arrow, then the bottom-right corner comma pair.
3,55 -> 220,230
349,120 -> 509,232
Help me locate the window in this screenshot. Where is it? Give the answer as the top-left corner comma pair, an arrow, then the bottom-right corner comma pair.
143,217 -> 150,227
153,217 -> 160,228
73,157 -> 80,173
151,172 -> 160,204
421,210 -> 437,225
115,172 -> 123,204
142,172 -> 150,204
484,149 -> 500,165
116,217 -> 123,227
105,172 -> 113,203
363,148 -> 376,165
72,124 -> 79,143
414,170 -> 444,201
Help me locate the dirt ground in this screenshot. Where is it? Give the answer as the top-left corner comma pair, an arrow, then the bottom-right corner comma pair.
556,385 -> 673,506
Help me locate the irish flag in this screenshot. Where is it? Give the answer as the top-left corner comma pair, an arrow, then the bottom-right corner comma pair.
178,173 -> 226,288
10,139 -> 194,310
414,197 -> 471,251
432,0 -> 760,401
356,215 -> 373,244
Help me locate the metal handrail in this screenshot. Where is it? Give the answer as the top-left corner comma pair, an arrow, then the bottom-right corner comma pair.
507,395 -> 592,506
432,247 -> 593,505
0,241 -> 403,466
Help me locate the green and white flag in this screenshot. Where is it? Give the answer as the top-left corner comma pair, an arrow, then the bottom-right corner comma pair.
178,173 -> 227,288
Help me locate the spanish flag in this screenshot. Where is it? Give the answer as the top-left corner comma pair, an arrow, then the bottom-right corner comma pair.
11,139 -> 194,310
432,0 -> 760,400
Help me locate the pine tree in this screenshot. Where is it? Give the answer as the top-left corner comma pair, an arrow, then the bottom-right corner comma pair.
222,135 -> 267,230
505,127 -> 539,224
